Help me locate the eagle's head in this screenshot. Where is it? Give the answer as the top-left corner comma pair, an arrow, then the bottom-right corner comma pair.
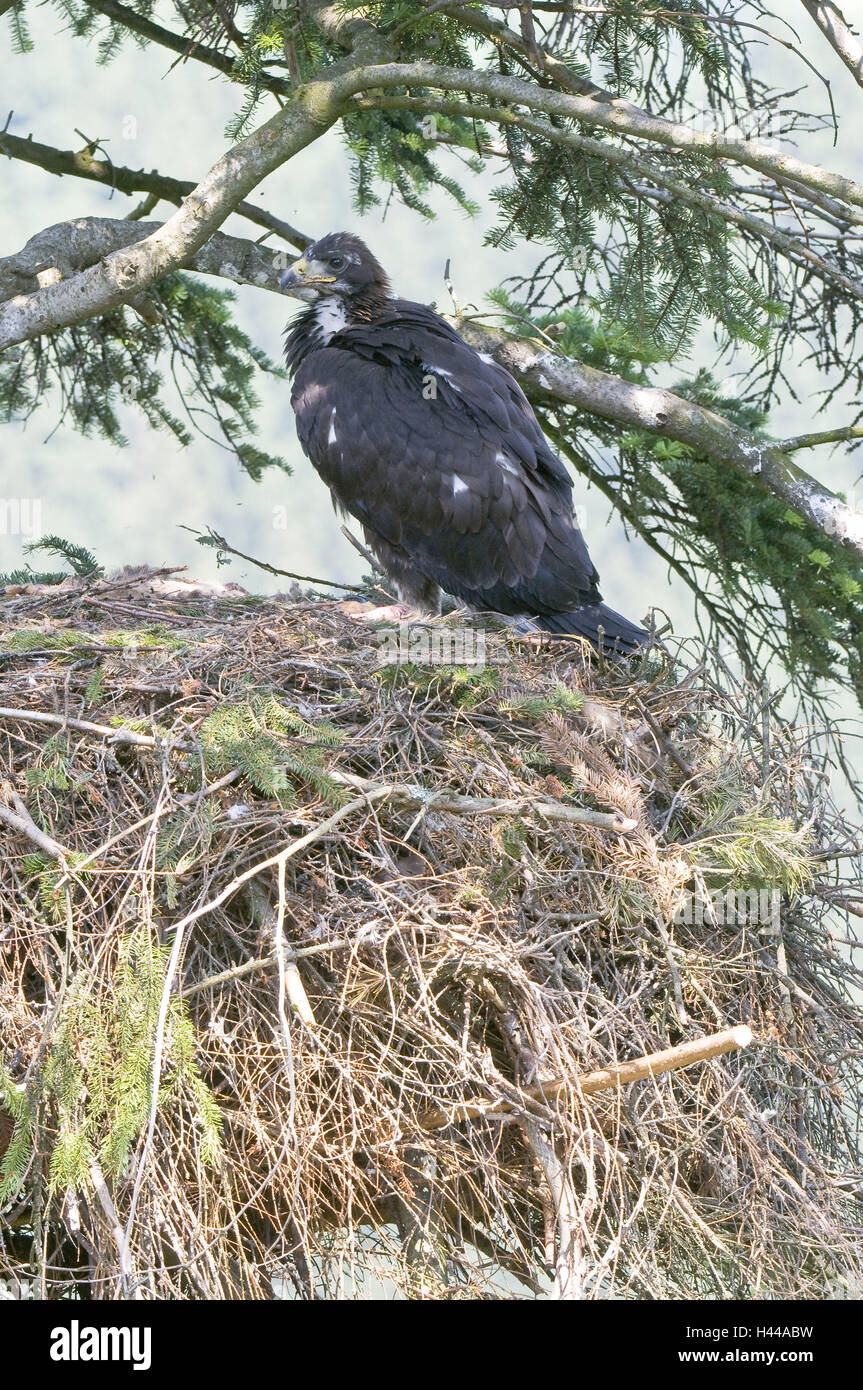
279,233 -> 390,311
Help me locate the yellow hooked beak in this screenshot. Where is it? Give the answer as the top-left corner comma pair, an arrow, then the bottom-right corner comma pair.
280,257 -> 337,297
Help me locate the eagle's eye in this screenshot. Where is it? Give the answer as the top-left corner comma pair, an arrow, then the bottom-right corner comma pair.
329,255 -> 346,270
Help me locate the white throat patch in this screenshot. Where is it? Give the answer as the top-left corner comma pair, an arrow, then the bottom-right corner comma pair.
313,298 -> 349,345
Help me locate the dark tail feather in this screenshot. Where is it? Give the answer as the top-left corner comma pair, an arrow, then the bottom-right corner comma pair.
537,602 -> 649,654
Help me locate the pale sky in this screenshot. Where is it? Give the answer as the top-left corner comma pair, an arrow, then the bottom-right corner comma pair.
1,0 -> 862,650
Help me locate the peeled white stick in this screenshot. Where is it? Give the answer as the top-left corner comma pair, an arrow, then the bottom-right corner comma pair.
420,1025 -> 755,1130
283,961 -> 317,1028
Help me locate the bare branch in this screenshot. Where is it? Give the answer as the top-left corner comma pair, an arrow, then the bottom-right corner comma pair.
802,1 -> 863,87
0,702 -> 196,750
419,1026 -> 755,1129
780,424 -> 863,451
521,1118 -> 587,1298
327,770 -> 640,833
0,790 -> 71,863
0,127 -> 309,249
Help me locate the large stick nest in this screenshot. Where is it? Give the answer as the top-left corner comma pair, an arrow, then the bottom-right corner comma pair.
0,571 -> 861,1300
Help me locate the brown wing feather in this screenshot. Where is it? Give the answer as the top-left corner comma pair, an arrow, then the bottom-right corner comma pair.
290,305 -> 600,615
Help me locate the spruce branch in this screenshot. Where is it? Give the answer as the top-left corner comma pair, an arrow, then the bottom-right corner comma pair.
78,0 -> 290,96
358,92 -> 863,302
334,61 -> 863,212
4,35 -> 863,352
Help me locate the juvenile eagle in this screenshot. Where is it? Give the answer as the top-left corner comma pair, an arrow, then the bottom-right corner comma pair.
281,232 -> 648,652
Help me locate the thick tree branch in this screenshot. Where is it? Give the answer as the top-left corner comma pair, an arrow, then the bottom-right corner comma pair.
0,128 -> 309,250
802,1 -> 863,87
0,216 -> 282,303
0,90 -> 341,350
307,1 -> 390,58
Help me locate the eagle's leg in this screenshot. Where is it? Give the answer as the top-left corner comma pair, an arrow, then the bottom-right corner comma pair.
354,531 -> 442,623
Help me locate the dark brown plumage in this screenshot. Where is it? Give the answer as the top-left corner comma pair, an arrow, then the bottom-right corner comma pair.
281,232 -> 648,651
